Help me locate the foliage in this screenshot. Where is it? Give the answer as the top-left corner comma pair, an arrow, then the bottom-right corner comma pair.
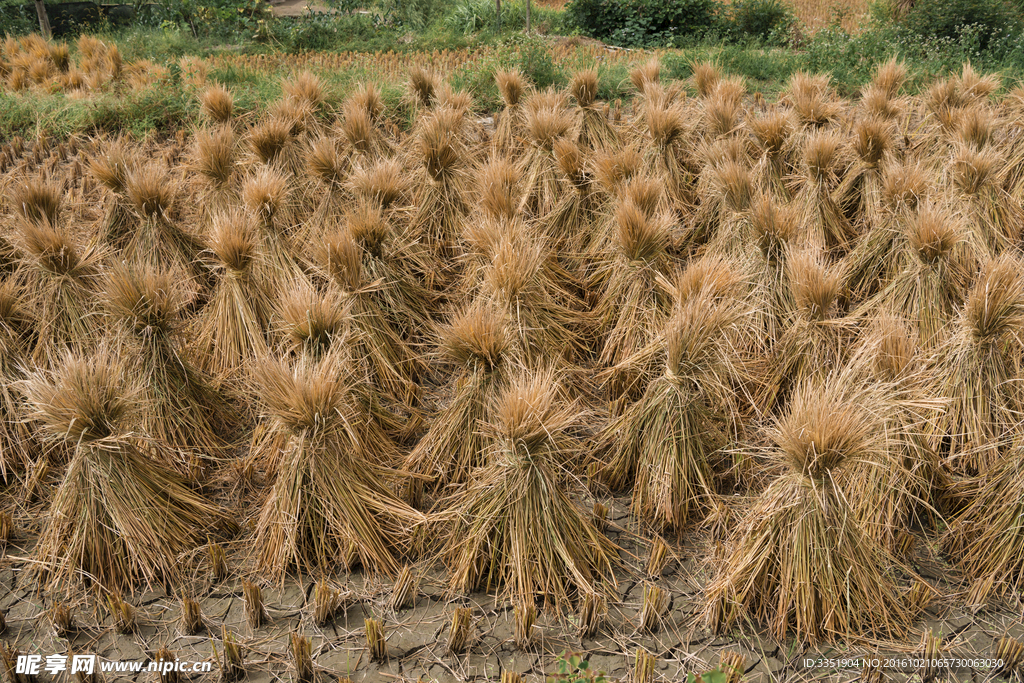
546,652 -> 609,683
152,0 -> 374,40
544,653 -> 732,683
504,33 -> 563,87
157,0 -> 276,40
0,1 -> 36,35
444,0 -> 508,33
565,0 -> 724,47
271,12 -> 378,51
803,22 -> 902,91
802,18 -> 1021,92
565,0 -> 799,47
453,32 -> 564,102
319,0 -> 362,9
724,0 -> 797,45
900,0 -> 1023,49
442,0 -> 563,35
661,44 -> 800,89
377,0 -> 445,29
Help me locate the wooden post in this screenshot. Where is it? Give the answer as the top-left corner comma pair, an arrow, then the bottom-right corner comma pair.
35,0 -> 52,39
525,0 -> 530,33
496,0 -> 501,31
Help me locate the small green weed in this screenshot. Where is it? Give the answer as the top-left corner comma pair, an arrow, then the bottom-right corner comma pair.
546,652 -> 608,683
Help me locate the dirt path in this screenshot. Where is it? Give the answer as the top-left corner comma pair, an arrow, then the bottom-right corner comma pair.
269,0 -> 337,18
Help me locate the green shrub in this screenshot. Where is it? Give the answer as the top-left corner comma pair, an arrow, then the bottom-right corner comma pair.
504,33 -> 564,87
156,0 -> 277,40
0,1 -> 40,35
801,18 -> 1023,94
803,23 -> 899,91
273,12 -> 377,50
900,0 -> 1022,49
726,0 -> 796,44
377,0 -> 444,29
444,0 -> 505,33
686,669 -> 730,683
983,23 -> 1024,66
565,0 -> 724,47
448,33 -> 564,111
441,0 -> 562,35
593,60 -> 632,100
661,44 -> 799,94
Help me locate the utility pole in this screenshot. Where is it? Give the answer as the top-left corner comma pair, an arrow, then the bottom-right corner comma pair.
525,0 -> 530,33
496,0 -> 501,32
35,0 -> 52,39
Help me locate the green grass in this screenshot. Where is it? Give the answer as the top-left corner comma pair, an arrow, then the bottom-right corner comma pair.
661,44 -> 803,95
0,86 -> 192,139
0,22 -> 803,139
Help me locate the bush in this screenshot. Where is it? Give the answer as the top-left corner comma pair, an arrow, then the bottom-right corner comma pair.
803,23 -> 902,91
444,0 -> 507,33
662,43 -> 800,89
565,0 -> 724,47
448,33 -> 564,110
504,33 -> 564,87
801,18 -> 1024,93
726,0 -> 796,44
273,12 -> 377,51
441,0 -> 562,35
156,0 -> 277,40
900,0 -> 1022,49
1,2 -> 40,35
547,652 -> 608,683
377,0 -> 444,29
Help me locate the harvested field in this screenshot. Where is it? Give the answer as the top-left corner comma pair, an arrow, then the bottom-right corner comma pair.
2,33 -> 1024,683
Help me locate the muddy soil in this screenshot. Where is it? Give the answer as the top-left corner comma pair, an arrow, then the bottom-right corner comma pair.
2,491 -> 1020,683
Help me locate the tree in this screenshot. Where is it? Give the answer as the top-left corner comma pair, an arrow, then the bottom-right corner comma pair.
35,0 -> 51,39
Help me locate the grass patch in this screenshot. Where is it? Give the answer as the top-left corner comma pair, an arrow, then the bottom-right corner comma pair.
7,0 -> 1024,140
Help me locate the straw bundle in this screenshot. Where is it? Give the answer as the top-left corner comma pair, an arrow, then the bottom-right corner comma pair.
844,159 -> 930,302
251,355 -> 424,579
854,203 -> 978,347
192,208 -> 273,378
23,350 -> 236,593
9,191 -> 102,365
597,287 -> 750,531
409,106 -> 472,281
89,139 -> 136,250
569,68 -> 618,152
493,68 -> 530,157
705,380 -> 912,643
841,317 -> 948,556
757,248 -> 852,412
517,93 -> 572,218
925,253 -> 1024,474
0,282 -> 35,482
437,370 -> 620,611
105,263 -> 236,475
592,196 -> 675,371
404,303 -> 513,491
317,228 -> 424,407
796,130 -> 855,254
